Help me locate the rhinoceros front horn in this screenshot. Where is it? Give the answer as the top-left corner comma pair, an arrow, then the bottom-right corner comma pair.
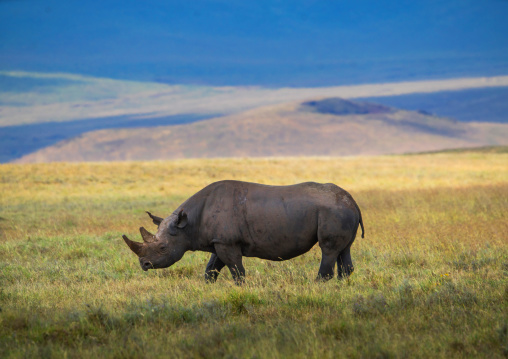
123,235 -> 143,255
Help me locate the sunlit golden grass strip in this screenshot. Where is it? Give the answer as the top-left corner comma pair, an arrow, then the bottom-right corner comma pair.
2,152 -> 507,201
0,153 -> 507,358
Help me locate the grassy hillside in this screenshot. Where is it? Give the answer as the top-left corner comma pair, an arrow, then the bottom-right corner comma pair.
15,98 -> 508,163
1,153 -> 507,357
412,145 -> 508,155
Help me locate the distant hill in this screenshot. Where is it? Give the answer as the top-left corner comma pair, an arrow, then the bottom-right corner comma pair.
14,98 -> 508,163
302,98 -> 393,115
3,72 -> 508,163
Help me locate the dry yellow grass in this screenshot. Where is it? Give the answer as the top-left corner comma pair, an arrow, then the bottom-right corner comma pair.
5,152 -> 508,200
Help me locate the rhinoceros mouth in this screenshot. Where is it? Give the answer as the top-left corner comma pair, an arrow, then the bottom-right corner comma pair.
140,259 -> 154,271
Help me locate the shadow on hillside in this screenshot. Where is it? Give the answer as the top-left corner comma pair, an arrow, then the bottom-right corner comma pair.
0,114 -> 217,163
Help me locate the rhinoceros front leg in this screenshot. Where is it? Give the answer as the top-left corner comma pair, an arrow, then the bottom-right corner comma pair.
214,242 -> 245,285
204,253 -> 226,283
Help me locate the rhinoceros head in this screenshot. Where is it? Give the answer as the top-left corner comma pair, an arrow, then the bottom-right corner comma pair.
123,209 -> 189,271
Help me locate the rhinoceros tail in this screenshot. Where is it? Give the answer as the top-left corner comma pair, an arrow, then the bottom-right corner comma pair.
359,209 -> 365,239
354,203 -> 365,239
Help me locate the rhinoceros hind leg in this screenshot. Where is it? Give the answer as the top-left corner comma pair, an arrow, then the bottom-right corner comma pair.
204,253 -> 226,283
317,247 -> 339,281
337,246 -> 354,279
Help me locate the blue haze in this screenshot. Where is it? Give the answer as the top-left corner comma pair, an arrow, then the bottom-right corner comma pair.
1,0 -> 507,86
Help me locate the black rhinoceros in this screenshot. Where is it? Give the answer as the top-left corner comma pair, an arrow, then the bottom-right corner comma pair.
123,180 -> 364,283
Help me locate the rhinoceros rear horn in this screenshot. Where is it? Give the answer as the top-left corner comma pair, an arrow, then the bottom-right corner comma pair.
123,235 -> 143,255
139,227 -> 156,243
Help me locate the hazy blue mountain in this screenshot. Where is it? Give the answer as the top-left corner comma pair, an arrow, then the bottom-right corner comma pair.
1,0 -> 507,86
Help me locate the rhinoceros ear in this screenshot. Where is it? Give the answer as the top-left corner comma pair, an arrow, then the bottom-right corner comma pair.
176,209 -> 188,228
146,211 -> 163,228
168,209 -> 188,236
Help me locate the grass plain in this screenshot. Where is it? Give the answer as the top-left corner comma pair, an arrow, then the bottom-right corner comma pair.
0,152 -> 507,358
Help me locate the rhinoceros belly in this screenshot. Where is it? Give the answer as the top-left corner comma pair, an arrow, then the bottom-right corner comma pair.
238,199 -> 320,261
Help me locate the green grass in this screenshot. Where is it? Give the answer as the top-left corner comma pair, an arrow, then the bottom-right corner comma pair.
1,154 -> 507,358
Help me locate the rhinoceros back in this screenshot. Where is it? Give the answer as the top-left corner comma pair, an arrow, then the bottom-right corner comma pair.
188,181 -> 361,261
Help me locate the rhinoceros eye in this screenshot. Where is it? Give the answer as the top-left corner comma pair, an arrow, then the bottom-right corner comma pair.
159,244 -> 167,252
